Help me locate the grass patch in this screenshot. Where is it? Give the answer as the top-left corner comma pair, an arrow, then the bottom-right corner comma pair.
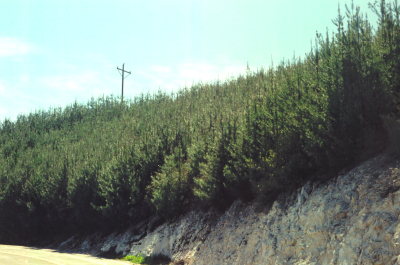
123,254 -> 148,263
122,253 -> 171,264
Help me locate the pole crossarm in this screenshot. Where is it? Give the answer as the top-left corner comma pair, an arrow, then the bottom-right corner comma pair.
117,67 -> 131,78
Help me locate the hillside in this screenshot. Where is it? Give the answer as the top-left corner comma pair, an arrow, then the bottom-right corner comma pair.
1,0 -> 400,243
52,153 -> 400,264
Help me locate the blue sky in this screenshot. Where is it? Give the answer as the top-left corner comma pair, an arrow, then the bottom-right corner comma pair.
0,0 -> 378,122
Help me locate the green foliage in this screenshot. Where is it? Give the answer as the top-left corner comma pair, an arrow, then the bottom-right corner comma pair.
122,253 -> 171,264
0,0 -> 400,241
150,146 -> 190,219
123,254 -> 148,263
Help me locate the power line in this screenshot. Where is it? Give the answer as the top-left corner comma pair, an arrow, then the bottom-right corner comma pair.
117,63 -> 131,103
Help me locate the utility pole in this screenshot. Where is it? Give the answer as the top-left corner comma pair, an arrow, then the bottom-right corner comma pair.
117,63 -> 131,103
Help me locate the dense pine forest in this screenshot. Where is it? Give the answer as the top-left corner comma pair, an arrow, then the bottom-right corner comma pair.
1,0 -> 400,242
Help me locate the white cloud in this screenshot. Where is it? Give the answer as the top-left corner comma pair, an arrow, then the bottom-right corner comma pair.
40,71 -> 102,92
150,65 -> 172,75
176,62 -> 244,84
178,63 -> 217,81
0,71 -> 119,122
136,60 -> 246,93
0,37 -> 32,57
38,71 -> 120,107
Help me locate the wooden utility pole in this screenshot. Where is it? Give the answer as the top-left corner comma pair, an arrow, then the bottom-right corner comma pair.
117,63 -> 131,103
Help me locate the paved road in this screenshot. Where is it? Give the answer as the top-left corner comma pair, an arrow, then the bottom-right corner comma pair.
0,244 -> 133,265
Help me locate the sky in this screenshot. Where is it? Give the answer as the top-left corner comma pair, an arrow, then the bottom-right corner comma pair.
0,0 -> 379,122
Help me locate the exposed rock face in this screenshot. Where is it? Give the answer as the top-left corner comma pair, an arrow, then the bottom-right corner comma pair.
186,155 -> 400,265
61,154 -> 400,264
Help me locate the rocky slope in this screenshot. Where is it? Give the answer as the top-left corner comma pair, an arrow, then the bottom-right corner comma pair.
57,154 -> 400,264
